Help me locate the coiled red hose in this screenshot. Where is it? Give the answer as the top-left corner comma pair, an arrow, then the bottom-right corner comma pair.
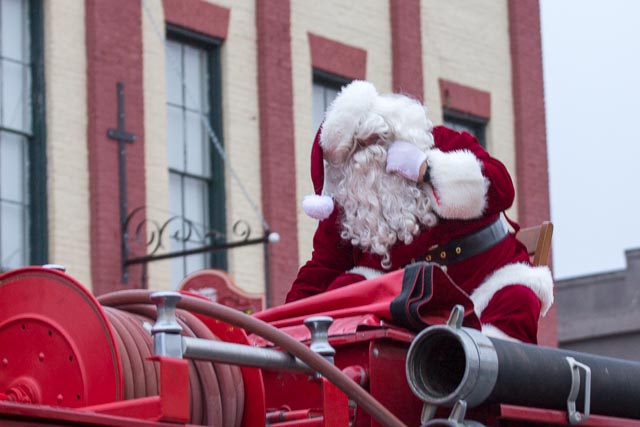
99,300 -> 244,426
98,290 -> 409,427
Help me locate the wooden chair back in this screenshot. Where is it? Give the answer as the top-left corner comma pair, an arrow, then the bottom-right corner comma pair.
515,221 -> 554,266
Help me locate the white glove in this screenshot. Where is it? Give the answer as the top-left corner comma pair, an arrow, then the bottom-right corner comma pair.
386,140 -> 427,182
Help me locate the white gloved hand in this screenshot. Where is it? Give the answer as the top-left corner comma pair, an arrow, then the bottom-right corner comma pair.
386,140 -> 427,182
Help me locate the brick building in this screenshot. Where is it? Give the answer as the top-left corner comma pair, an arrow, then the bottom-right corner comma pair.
0,0 -> 552,341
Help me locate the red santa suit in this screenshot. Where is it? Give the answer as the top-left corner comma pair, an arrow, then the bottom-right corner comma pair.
287,81 -> 553,344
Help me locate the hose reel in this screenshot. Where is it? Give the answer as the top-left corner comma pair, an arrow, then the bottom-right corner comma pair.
0,267 -> 251,426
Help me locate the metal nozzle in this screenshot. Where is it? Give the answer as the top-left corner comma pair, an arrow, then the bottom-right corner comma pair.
405,322 -> 498,407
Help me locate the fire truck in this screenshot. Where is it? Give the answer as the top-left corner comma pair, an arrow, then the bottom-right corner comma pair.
1,265 -> 639,427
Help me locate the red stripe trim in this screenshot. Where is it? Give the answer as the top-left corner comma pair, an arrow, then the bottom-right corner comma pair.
508,0 -> 555,346
439,79 -> 491,119
509,0 -> 550,227
257,0 -> 299,306
86,0 -> 146,293
390,0 -> 424,101
162,0 -> 230,40
308,33 -> 366,80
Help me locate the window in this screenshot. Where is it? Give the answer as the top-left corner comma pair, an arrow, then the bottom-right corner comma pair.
438,79 -> 490,149
165,27 -> 225,287
0,0 -> 46,272
443,110 -> 488,148
312,72 -> 349,134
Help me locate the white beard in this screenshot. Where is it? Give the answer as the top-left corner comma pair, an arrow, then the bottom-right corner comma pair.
325,144 -> 438,269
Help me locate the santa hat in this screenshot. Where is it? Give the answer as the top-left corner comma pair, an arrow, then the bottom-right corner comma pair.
302,81 -> 379,220
302,128 -> 335,220
320,80 -> 379,165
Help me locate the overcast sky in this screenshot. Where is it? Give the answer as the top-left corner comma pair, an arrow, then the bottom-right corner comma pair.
540,0 -> 640,279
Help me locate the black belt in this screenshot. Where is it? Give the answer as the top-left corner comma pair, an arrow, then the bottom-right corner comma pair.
420,218 -> 508,265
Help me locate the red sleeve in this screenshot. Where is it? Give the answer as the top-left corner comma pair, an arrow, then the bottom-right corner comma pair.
480,285 -> 542,344
285,209 -> 355,303
432,126 -> 515,214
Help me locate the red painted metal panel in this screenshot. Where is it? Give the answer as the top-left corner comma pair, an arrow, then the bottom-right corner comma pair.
366,340 -> 421,427
252,314 -> 414,347
0,268 -> 122,407
155,357 -> 190,423
499,404 -> 640,427
263,369 -> 323,413
0,400 -> 171,427
271,418 -> 324,427
262,331 -> 421,427
321,378 -> 350,427
81,396 -> 165,420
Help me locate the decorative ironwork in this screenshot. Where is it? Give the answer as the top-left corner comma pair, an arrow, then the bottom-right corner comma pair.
122,206 -> 271,266
111,83 -> 273,284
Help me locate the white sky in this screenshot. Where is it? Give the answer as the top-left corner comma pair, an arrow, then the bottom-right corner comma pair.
540,0 -> 640,279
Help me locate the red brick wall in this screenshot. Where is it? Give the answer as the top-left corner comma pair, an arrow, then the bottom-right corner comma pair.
86,0 -> 146,294
162,0 -> 230,39
308,33 -> 367,80
256,0 -> 299,307
508,0 -> 556,346
438,79 -> 491,120
509,0 -> 550,229
390,0 -> 424,101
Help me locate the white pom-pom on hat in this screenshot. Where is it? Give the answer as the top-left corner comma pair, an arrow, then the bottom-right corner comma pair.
302,194 -> 335,220
303,80 -> 379,220
301,128 -> 335,220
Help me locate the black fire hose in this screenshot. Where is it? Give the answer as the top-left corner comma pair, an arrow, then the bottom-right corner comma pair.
405,318 -> 640,422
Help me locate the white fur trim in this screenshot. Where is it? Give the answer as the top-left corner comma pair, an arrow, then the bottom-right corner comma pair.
302,194 -> 334,220
347,266 -> 384,281
482,323 -> 522,342
320,81 -> 378,164
470,263 -> 554,317
425,149 -> 489,219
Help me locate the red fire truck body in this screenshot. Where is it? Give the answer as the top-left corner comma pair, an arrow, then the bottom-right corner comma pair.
0,266 -> 638,427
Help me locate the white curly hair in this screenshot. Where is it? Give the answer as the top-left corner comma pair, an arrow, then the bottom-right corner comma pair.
321,82 -> 437,269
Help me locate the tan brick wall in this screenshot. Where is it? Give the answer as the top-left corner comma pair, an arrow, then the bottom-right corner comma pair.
39,0 -> 521,296
423,0 -> 519,218
44,0 -> 92,288
142,0 -> 265,294
291,0 -> 393,267
215,0 -> 264,294
141,0 -> 172,290
290,0 -> 518,268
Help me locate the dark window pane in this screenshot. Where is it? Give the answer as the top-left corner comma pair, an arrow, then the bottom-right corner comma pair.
166,29 -> 225,287
312,72 -> 349,133
0,0 -> 44,270
443,110 -> 488,148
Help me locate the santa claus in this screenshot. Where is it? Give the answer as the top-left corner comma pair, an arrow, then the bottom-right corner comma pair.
288,80 -> 553,344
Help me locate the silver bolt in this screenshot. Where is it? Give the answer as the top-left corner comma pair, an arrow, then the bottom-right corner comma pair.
304,316 -> 335,363
150,292 -> 183,358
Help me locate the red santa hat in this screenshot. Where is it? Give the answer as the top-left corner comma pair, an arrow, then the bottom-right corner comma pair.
301,129 -> 335,220
302,81 -> 380,220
